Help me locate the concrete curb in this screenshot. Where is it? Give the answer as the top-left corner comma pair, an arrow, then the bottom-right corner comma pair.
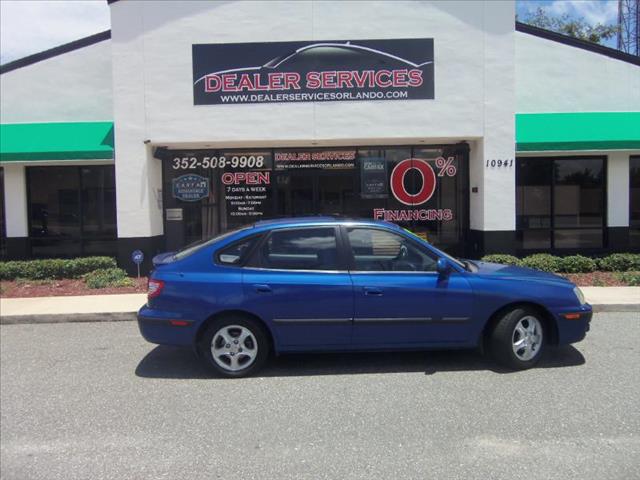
1,306 -> 637,325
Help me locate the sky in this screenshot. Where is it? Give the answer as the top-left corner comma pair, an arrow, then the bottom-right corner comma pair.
0,0 -> 621,65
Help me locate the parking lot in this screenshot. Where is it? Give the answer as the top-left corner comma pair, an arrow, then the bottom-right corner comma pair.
1,312 -> 639,480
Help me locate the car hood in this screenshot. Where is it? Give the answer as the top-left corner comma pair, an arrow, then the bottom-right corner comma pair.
472,261 -> 572,284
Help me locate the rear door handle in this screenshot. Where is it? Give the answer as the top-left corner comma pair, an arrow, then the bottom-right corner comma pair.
253,284 -> 272,293
363,287 -> 383,296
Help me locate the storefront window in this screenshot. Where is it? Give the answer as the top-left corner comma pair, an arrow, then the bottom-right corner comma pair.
27,165 -> 117,257
516,157 -> 605,250
630,156 -> 640,248
160,145 -> 469,256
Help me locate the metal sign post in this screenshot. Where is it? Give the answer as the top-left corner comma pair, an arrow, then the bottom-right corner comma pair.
131,250 -> 144,278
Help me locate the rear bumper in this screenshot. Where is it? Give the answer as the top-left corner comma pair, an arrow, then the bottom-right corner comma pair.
555,305 -> 592,345
137,306 -> 196,347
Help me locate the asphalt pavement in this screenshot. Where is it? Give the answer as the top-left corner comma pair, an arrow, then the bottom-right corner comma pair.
1,313 -> 639,480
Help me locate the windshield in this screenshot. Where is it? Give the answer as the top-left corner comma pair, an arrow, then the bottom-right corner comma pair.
173,226 -> 253,261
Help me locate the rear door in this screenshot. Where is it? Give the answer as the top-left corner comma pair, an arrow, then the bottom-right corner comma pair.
242,226 -> 353,348
345,226 -> 474,346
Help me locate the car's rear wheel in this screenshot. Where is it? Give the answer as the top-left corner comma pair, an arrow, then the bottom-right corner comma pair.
199,316 -> 269,378
490,307 -> 545,370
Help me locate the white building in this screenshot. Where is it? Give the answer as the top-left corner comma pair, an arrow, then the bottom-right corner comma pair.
1,0 -> 638,273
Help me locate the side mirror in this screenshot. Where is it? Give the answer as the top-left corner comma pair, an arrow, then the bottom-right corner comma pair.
436,258 -> 451,275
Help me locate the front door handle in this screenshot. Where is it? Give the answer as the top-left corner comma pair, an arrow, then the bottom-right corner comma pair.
363,287 -> 383,296
253,284 -> 272,293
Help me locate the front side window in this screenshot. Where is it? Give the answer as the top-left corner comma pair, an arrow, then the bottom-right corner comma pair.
347,228 -> 437,272
255,227 -> 339,271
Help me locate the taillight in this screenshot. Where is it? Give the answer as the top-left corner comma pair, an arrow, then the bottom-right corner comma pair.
147,279 -> 165,299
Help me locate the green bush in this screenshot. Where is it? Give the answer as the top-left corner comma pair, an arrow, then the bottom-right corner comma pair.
520,254 -> 562,273
615,271 -> 640,286
480,254 -> 521,266
558,255 -> 597,273
597,253 -> 640,272
84,268 -> 133,289
0,257 -> 117,280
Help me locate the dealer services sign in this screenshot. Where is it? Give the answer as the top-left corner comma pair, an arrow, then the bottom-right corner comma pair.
192,39 -> 434,105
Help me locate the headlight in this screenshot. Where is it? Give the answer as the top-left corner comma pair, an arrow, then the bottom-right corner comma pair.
573,286 -> 586,305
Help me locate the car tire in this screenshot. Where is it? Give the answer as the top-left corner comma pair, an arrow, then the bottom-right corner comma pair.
490,307 -> 545,370
198,316 -> 270,378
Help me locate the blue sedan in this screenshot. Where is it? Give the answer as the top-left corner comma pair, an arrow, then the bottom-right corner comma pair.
138,217 -> 592,377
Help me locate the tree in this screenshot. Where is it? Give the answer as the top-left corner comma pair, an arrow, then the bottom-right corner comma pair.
520,7 -> 619,45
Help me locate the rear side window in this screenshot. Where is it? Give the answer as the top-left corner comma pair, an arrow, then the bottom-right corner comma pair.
252,227 -> 339,271
216,235 -> 262,266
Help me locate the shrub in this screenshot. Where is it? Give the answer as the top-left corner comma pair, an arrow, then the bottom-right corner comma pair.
0,257 -> 116,281
84,268 -> 133,289
597,253 -> 640,272
558,255 -> 597,273
615,271 -> 640,286
520,254 -> 562,272
480,254 -> 521,266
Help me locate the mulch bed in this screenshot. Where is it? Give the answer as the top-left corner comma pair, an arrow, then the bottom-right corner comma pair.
0,277 -> 148,298
561,272 -> 630,287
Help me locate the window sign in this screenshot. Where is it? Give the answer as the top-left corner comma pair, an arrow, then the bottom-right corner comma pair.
360,157 -> 388,198
275,150 -> 356,170
172,174 -> 210,202
193,39 -> 434,105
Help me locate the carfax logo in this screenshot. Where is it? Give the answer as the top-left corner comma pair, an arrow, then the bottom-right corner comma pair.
172,174 -> 210,202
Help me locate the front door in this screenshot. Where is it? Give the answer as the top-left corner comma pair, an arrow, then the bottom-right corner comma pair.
242,226 -> 353,348
344,226 -> 474,346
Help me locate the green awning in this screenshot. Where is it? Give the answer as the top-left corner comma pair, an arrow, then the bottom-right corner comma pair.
0,122 -> 114,162
516,112 -> 640,152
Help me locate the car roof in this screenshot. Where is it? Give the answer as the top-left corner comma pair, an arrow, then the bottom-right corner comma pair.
251,216 -> 402,231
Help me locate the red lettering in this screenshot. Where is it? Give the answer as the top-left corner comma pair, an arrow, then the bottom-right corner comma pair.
374,70 -> 392,88
408,69 -> 423,87
306,71 -> 321,89
268,73 -> 285,90
222,74 -> 237,92
336,71 -> 354,88
205,76 -> 221,92
283,72 -> 301,90
392,69 -> 409,87
237,74 -> 255,91
321,71 -> 338,89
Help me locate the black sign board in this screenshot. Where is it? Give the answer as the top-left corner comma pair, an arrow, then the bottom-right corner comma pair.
193,38 -> 434,105
360,157 -> 388,198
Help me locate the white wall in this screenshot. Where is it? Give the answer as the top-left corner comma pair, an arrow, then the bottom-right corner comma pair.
0,40 -> 113,123
110,0 -> 517,237
2,164 -> 28,237
516,32 -> 640,113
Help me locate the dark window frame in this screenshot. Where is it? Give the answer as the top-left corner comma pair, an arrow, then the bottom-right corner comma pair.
26,164 -> 117,257
630,155 -> 640,250
516,155 -> 607,253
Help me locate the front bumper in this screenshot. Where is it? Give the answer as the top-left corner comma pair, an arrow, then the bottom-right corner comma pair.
555,304 -> 592,345
137,305 -> 196,347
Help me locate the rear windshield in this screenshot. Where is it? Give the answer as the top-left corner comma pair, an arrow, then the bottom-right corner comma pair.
173,226 -> 253,261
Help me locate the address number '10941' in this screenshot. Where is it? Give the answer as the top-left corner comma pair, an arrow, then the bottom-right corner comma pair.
172,156 -> 266,170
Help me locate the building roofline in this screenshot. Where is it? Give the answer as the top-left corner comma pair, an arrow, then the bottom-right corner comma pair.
516,21 -> 640,66
0,30 -> 111,75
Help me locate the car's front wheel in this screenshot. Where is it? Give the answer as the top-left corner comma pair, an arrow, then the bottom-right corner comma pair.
490,307 -> 545,370
199,316 -> 269,378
